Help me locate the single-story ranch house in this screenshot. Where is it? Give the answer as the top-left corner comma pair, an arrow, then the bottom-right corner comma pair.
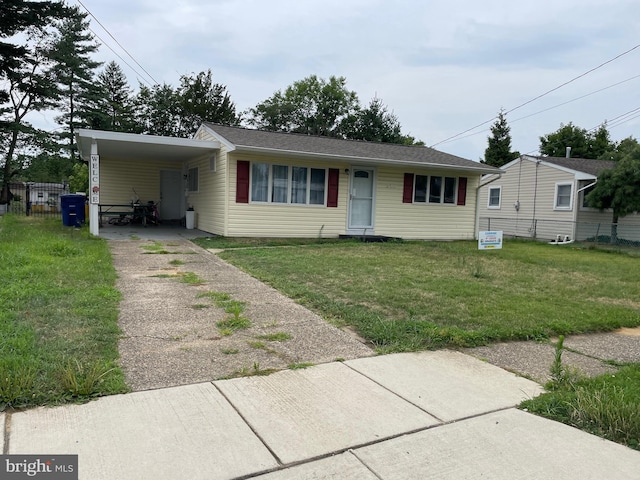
477,154 -> 640,242
76,124 -> 501,239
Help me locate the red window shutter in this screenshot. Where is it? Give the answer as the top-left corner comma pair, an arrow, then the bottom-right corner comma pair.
457,177 -> 467,206
236,160 -> 250,203
403,173 -> 414,203
327,168 -> 339,207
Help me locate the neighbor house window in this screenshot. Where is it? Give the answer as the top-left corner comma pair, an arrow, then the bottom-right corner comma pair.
249,162 -> 328,205
187,167 -> 199,192
581,184 -> 596,208
555,183 -> 572,210
488,186 -> 501,209
413,175 -> 457,204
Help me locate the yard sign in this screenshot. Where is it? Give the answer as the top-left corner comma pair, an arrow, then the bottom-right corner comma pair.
478,231 -> 503,250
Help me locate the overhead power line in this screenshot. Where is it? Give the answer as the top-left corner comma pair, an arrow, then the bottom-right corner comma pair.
87,26 -> 154,87
76,0 -> 159,85
433,73 -> 640,145
430,43 -> 640,148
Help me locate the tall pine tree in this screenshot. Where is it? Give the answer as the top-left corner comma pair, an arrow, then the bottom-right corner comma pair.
482,109 -> 519,167
89,61 -> 136,132
50,5 -> 101,162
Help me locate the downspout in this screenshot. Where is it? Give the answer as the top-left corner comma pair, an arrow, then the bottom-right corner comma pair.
475,173 -> 503,239
531,159 -> 541,238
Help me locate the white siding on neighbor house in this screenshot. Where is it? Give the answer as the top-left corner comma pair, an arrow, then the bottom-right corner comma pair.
99,157 -> 178,205
478,158 -> 577,240
184,147 -> 227,235
375,167 -> 478,240
226,154 -> 348,238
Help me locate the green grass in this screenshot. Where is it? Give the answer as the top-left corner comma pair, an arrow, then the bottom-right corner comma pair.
216,316 -> 251,334
191,236 -> 353,249
521,365 -> 640,450
257,332 -> 292,342
215,239 -> 640,352
0,215 -> 127,409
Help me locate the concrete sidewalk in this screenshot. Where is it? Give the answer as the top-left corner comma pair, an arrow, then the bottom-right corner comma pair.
6,351 -> 640,479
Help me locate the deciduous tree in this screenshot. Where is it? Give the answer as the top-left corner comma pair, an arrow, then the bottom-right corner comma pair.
586,142 -> 640,242
539,123 -> 616,159
246,75 -> 359,137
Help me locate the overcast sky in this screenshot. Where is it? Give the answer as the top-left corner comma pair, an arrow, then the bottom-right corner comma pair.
46,0 -> 640,160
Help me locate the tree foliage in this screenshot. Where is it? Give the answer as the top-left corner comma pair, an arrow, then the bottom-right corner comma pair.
247,75 -> 421,144
87,61 -> 136,132
175,70 -> 238,135
1,0 -> 67,203
482,109 -> 520,167
50,5 -> 101,161
539,123 -> 615,159
586,143 -> 640,225
247,75 -> 358,137
339,96 -> 421,145
133,70 -> 238,137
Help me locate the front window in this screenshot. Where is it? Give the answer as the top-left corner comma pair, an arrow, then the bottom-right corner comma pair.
413,175 -> 457,204
555,183 -> 572,210
291,167 -> 307,204
250,162 -> 326,206
488,186 -> 501,208
414,175 -> 427,203
271,165 -> 288,203
251,163 -> 269,202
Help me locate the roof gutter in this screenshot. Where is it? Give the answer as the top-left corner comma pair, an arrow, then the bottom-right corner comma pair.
232,145 -> 500,175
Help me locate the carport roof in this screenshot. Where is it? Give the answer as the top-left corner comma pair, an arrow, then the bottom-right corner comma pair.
76,129 -> 219,162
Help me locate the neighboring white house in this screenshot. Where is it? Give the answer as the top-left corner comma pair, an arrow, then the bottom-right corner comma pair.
76,124 -> 501,239
478,155 -> 640,242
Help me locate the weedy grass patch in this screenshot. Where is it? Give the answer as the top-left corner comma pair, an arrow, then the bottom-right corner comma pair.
0,215 -> 127,409
215,239 -> 640,352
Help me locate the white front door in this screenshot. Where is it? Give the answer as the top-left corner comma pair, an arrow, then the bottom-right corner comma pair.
348,168 -> 375,230
160,170 -> 183,220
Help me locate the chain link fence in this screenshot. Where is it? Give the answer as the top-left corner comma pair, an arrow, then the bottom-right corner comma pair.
479,217 -> 640,247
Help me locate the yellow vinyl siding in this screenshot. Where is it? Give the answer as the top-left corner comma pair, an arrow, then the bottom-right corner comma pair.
375,167 -> 477,240
100,157 -> 176,205
184,150 -> 226,235
226,154 -> 348,238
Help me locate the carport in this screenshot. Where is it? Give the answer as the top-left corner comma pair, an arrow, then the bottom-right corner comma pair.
76,129 -> 219,237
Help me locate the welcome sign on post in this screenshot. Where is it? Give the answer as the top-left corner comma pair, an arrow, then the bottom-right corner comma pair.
478,231 -> 503,250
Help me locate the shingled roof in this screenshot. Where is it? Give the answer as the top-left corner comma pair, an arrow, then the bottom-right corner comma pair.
533,156 -> 615,176
204,123 -> 500,174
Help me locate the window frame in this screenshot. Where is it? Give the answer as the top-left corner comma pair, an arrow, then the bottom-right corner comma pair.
413,174 -> 458,205
554,182 -> 573,210
487,186 -> 502,209
249,162 -> 328,206
187,167 -> 199,193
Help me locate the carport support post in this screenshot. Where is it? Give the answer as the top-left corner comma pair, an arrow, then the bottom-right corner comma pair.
89,140 -> 100,236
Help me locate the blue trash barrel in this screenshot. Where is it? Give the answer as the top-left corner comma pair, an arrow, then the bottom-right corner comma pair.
60,194 -> 86,226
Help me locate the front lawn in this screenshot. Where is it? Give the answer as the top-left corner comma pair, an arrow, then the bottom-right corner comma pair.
204,239 -> 640,352
0,215 -> 127,409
